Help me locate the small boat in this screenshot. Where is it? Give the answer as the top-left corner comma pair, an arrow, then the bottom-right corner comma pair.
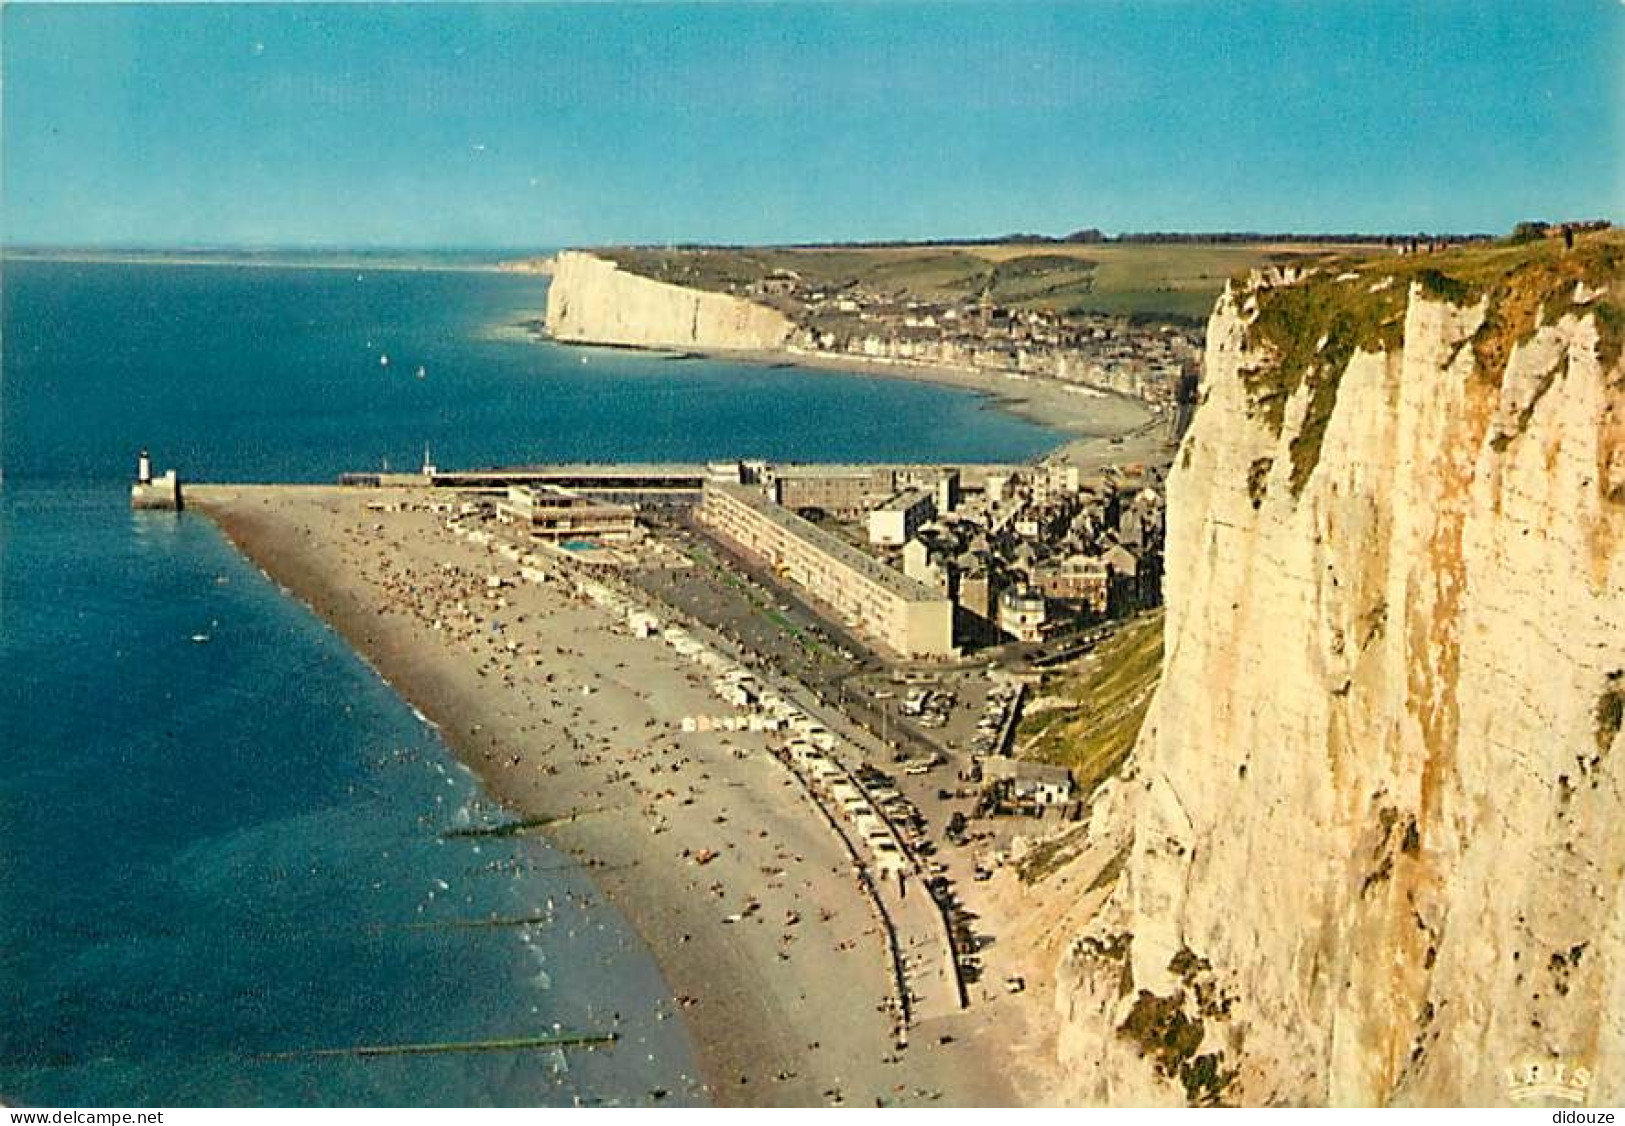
191,633 -> 211,644
416,365 -> 427,380
380,354 -> 390,367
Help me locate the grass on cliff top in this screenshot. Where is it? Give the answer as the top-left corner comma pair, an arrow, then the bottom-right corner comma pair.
603,245 -> 992,303
1066,243 -> 1338,320
601,243 -> 1341,324
1016,610 -> 1164,798
1238,228 -> 1625,497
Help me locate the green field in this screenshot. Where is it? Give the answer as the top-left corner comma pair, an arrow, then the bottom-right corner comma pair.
970,243 -> 1345,320
602,231 -> 1623,326
603,242 -> 1350,324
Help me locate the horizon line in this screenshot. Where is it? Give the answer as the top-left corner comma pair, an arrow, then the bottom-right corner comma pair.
9,223 -> 1583,258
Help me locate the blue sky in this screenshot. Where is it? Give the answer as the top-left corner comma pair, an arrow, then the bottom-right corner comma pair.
3,2 -> 1620,248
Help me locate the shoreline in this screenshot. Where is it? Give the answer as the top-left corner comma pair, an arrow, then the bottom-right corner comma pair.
534,330 -> 1171,472
192,485 -> 1031,1107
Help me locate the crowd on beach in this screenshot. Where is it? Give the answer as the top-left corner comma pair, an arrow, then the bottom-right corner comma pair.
280,491 -> 986,1103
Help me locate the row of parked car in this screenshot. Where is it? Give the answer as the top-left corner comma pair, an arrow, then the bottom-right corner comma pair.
898,685 -> 956,729
968,681 -> 1023,756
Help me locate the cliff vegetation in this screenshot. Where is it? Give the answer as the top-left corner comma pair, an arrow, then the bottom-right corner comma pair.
1235,228 -> 1624,496
1015,610 -> 1163,797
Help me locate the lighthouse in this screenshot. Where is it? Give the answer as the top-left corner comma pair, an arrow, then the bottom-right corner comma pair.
131,448 -> 183,511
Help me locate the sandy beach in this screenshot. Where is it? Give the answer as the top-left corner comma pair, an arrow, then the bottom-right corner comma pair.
190,485 -> 1049,1107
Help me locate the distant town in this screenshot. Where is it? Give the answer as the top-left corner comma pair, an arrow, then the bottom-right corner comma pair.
773,272 -> 1198,413
604,244 -> 1206,414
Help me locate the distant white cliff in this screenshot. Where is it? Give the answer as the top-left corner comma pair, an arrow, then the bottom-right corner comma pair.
544,250 -> 794,352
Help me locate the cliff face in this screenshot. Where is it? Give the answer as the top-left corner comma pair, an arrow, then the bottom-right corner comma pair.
545,250 -> 794,352
1054,242 -> 1625,1106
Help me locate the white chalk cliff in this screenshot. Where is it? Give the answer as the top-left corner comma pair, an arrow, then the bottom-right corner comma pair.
545,250 -> 794,352
1054,245 -> 1625,1106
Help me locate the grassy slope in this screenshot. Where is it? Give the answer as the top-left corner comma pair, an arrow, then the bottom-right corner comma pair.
603,243 -> 1347,323
974,243 -> 1342,320
1016,610 -> 1164,797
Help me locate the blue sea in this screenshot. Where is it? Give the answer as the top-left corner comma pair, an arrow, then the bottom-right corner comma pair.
0,259 -> 1061,1107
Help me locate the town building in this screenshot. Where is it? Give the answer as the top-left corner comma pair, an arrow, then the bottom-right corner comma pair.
1036,553 -> 1110,616
984,759 -> 1076,814
956,561 -> 995,624
770,465 -> 895,517
984,471 -> 1020,506
998,586 -> 1048,643
1032,462 -> 1081,504
868,489 -> 937,547
1102,541 -> 1147,614
494,484 -> 638,540
901,536 -> 954,595
697,483 -> 955,659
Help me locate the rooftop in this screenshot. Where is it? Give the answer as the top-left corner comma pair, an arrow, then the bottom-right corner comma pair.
875,488 -> 934,513
984,759 -> 1074,787
770,464 -> 886,481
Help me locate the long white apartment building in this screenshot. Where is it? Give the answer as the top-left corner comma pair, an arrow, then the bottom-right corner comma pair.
697,482 -> 955,659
